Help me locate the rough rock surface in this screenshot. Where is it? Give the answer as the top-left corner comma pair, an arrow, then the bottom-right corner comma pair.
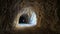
0,0 -> 60,34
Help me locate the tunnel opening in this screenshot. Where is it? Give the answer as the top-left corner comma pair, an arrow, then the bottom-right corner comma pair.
19,14 -> 29,24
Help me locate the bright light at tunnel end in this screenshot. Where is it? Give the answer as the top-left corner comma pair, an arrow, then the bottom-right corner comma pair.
15,7 -> 37,29
18,12 -> 37,27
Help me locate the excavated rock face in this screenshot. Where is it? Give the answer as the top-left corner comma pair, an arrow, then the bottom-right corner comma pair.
0,0 -> 60,34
